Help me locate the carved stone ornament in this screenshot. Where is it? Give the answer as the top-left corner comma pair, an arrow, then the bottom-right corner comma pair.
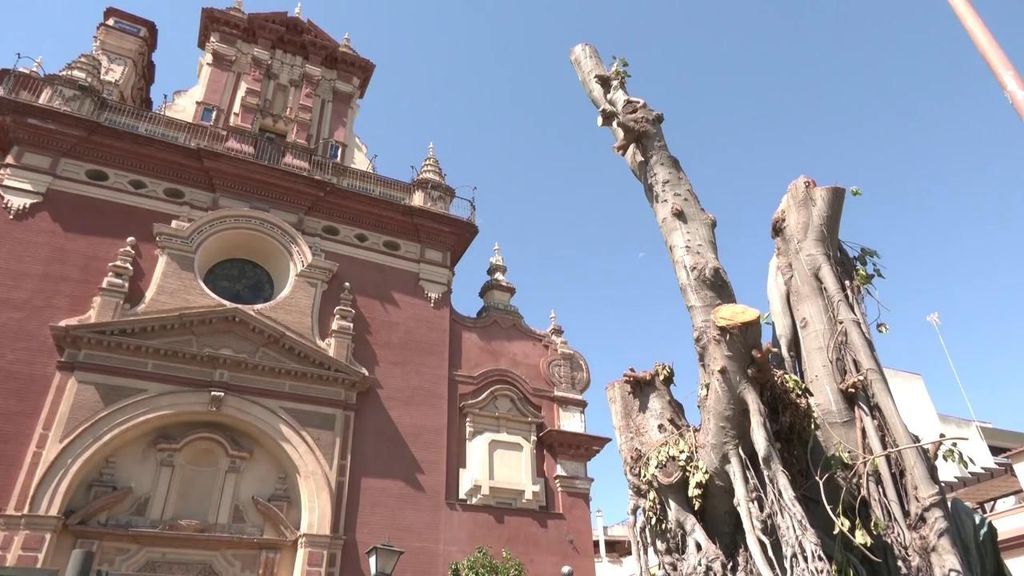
1,186 -> 45,218
138,560 -> 220,576
1,166 -> 55,219
542,348 -> 590,395
208,389 -> 225,411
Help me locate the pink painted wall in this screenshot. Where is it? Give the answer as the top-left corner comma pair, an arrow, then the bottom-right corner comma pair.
200,64 -> 232,116
0,190 -> 164,507
328,93 -> 353,143
0,195 -> 594,575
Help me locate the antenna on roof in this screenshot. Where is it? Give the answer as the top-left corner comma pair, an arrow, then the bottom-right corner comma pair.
926,312 -> 987,445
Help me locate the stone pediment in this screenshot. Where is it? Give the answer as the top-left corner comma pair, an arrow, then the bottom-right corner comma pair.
52,307 -> 368,389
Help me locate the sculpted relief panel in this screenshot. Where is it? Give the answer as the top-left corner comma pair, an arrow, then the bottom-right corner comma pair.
64,423 -> 300,540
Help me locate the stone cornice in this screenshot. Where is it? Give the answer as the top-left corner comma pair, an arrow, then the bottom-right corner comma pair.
62,362 -> 357,408
538,428 -> 610,462
451,309 -> 549,341
0,513 -> 63,532
452,367 -> 551,399
198,8 -> 375,97
0,95 -> 478,265
67,523 -> 293,550
552,475 -> 594,495
52,307 -> 369,388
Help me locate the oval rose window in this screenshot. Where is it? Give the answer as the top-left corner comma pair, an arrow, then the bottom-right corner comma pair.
202,258 -> 275,305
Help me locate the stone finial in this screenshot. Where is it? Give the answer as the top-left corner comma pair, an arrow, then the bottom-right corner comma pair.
328,282 -> 357,362
411,142 -> 455,211
548,309 -> 565,344
89,237 -> 137,322
294,1 -> 302,17
231,0 -> 244,11
339,33 -> 356,54
57,52 -> 103,94
478,243 -> 519,317
30,56 -> 44,75
415,142 -> 446,184
489,243 -> 506,279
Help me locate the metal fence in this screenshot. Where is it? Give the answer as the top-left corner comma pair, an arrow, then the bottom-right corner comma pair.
0,70 -> 476,223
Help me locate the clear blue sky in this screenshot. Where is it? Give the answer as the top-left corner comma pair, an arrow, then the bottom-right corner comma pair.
4,1 -> 1022,524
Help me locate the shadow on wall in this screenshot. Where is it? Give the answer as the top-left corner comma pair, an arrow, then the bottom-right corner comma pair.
343,382 -> 427,534
442,500 -> 558,528
317,259 -> 414,372
46,190 -> 162,309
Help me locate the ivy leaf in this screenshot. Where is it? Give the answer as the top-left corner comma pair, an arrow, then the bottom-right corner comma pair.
871,516 -> 887,534
849,186 -> 862,197
859,247 -> 880,259
855,524 -> 872,547
854,266 -> 874,287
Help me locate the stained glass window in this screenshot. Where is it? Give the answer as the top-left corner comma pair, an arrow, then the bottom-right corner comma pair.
202,258 -> 274,305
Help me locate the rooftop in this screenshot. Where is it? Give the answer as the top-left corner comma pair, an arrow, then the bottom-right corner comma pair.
0,69 -> 475,223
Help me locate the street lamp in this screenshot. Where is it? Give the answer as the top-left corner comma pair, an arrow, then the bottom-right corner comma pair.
365,539 -> 405,576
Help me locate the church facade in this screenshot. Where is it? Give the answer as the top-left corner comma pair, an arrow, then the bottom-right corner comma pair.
0,5 -> 607,575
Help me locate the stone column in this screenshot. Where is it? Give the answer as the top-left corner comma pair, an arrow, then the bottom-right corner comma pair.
296,533 -> 332,576
0,514 -> 62,568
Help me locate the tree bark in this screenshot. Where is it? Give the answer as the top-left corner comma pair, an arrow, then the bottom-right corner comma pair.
571,43 -> 979,576
771,178 -> 970,575
573,44 -> 828,575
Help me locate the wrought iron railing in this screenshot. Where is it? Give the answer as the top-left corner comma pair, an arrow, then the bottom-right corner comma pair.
0,70 -> 476,223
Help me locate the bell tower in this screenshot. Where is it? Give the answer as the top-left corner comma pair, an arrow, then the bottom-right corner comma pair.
162,3 -> 375,167
90,8 -> 158,108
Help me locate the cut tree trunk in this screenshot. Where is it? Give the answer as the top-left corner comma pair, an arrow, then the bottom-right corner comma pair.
571,43 -> 979,576
770,178 -> 970,575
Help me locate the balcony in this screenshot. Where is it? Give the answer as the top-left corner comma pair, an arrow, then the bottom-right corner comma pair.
0,70 -> 476,222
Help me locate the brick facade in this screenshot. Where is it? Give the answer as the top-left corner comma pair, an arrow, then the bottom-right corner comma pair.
0,5 -> 607,575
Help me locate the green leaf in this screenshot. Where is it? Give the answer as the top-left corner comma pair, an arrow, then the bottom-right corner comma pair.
849,186 -> 862,197
859,247 -> 880,259
854,266 -> 874,287
449,546 -> 526,576
871,516 -> 887,534
855,524 -> 872,547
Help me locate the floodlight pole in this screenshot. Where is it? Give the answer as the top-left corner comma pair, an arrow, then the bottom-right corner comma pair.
948,0 -> 1024,121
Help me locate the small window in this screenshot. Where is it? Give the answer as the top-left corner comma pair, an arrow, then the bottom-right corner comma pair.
326,141 -> 342,161
112,20 -> 144,36
163,187 -> 186,200
84,169 -> 110,182
199,105 -> 216,124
